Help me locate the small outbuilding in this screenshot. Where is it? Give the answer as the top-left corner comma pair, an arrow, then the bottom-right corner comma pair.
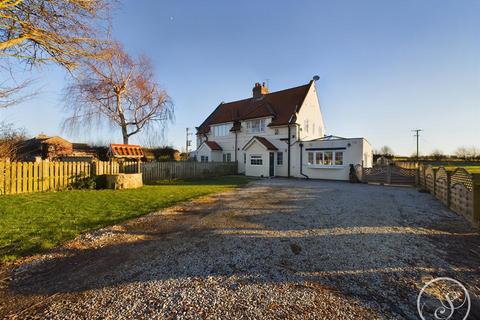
295,136 -> 373,181
195,141 -> 223,162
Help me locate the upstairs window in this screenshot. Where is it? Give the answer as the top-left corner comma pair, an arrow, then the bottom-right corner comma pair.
212,124 -> 230,137
304,119 -> 309,133
246,119 -> 266,133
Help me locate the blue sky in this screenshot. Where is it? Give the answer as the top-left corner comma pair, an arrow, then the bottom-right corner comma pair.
2,0 -> 479,155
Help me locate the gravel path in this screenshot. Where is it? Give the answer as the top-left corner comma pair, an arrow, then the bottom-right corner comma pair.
0,178 -> 479,319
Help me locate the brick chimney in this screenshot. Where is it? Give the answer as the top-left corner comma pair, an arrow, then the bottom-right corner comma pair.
252,82 -> 269,98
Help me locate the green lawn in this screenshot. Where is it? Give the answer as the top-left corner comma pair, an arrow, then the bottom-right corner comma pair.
0,176 -> 250,263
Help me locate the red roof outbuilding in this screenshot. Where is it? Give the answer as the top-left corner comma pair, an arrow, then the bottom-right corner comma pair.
109,144 -> 144,158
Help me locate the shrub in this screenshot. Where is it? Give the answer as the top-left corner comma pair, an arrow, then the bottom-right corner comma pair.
68,173 -> 96,190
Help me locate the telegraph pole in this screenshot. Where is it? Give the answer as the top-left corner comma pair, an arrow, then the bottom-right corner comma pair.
412,129 -> 423,162
185,127 -> 193,153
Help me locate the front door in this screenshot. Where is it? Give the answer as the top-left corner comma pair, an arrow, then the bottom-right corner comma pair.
269,152 -> 274,177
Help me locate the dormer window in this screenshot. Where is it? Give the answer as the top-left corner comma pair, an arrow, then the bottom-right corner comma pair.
246,118 -> 266,133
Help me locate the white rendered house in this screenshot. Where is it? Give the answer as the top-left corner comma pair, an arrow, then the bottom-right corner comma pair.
194,80 -> 372,180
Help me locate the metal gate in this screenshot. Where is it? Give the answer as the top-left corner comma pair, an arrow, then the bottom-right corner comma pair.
359,165 -> 417,186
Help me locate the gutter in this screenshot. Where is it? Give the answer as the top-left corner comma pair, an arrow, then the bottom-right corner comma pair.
299,143 -> 309,179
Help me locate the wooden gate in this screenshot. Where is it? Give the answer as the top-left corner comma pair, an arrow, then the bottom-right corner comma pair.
361,165 -> 417,186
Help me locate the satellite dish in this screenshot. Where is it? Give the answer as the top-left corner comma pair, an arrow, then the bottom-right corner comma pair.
313,75 -> 320,81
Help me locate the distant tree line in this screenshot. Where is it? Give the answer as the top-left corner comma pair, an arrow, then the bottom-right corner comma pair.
373,145 -> 480,162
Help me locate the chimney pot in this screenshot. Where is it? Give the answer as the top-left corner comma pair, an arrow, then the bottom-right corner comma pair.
252,81 -> 269,98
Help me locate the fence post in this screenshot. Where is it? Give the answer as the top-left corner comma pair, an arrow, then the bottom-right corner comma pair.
0,161 -> 4,195
473,174 -> 480,226
415,167 -> 420,187
386,165 -> 392,185
445,171 -> 451,208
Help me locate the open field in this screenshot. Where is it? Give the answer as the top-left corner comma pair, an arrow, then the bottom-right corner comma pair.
0,176 -> 250,263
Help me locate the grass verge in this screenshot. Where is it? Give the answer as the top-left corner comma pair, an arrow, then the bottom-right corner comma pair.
0,176 -> 250,263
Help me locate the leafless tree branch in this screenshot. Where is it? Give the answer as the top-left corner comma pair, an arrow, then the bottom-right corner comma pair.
63,42 -> 174,144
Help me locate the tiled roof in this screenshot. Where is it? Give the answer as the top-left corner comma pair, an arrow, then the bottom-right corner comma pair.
204,141 -> 222,151
109,144 -> 144,158
197,81 -> 313,134
243,136 -> 278,151
254,136 -> 278,151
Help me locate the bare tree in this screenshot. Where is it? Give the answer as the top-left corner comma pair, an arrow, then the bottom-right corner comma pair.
455,147 -> 469,160
0,0 -> 112,70
466,146 -> 479,160
0,121 -> 25,159
430,149 -> 444,161
0,65 -> 37,108
375,146 -> 394,157
63,43 -> 174,144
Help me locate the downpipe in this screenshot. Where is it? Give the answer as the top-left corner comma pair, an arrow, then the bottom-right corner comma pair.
299,143 -> 309,179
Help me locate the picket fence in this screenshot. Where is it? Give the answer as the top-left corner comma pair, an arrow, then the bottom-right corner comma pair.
142,161 -> 237,181
0,160 -> 238,195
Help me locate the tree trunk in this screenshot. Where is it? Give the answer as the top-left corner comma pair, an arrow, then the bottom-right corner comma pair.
116,92 -> 129,144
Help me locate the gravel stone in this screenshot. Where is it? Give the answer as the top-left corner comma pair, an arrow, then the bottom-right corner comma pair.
0,178 -> 479,319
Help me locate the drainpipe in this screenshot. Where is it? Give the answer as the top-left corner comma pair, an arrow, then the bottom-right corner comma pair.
287,125 -> 291,177
234,130 -> 238,162
299,143 -> 309,179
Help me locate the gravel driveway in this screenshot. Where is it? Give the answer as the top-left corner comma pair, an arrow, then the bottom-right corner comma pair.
1,178 -> 479,319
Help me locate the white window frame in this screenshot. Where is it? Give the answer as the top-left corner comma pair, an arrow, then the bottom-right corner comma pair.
246,118 -> 266,134
212,124 -> 230,137
306,150 -> 345,168
223,153 -> 231,162
277,152 -> 283,165
250,154 -> 263,166
200,155 -> 209,163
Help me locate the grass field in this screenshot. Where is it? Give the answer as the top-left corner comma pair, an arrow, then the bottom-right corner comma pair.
0,176 -> 250,263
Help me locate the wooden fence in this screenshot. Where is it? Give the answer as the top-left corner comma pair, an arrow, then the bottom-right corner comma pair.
0,160 -> 237,195
419,165 -> 480,226
142,161 -> 237,181
357,165 -> 417,186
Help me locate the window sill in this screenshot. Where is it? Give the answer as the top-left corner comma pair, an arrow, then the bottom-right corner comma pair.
306,165 -> 346,169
